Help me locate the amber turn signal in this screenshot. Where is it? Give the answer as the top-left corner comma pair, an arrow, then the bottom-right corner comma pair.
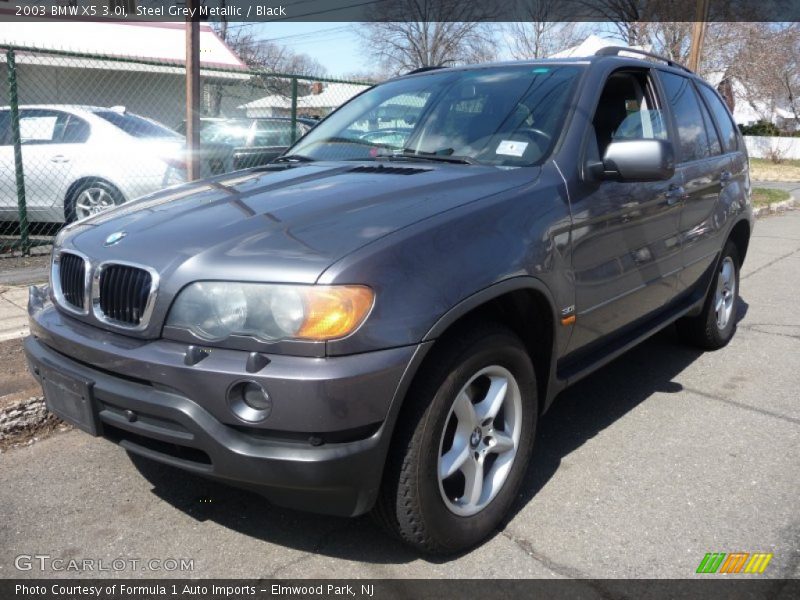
297,286 -> 374,340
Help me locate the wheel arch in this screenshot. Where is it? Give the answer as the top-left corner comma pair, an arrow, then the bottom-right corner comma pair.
421,277 -> 559,415
728,217 -> 751,265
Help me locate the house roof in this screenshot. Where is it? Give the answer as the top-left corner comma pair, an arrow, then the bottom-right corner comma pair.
241,83 -> 370,111
549,35 -> 650,59
0,21 -> 246,71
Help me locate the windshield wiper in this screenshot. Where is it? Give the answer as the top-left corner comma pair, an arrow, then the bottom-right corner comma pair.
273,154 -> 315,163
389,150 -> 478,165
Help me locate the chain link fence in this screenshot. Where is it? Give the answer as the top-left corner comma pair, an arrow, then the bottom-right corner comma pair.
0,44 -> 372,254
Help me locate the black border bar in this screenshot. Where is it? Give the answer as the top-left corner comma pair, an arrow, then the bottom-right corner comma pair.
3,0 -> 800,23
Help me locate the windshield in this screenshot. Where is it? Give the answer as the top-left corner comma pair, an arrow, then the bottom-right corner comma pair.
94,111 -> 181,140
289,64 -> 583,166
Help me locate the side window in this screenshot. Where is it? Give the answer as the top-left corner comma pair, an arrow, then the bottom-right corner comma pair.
659,71 -> 713,162
253,122 -> 291,147
0,111 -> 10,145
62,115 -> 90,144
696,89 -> 722,155
698,84 -> 738,153
592,70 -> 667,158
18,109 -> 69,145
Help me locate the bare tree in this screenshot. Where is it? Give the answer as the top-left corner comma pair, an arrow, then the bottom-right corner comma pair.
220,25 -> 327,77
503,1 -> 585,59
207,23 -> 328,118
357,0 -> 498,75
727,23 -> 800,131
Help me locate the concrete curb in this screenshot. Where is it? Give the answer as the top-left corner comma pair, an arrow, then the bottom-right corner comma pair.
0,395 -> 66,450
753,197 -> 797,219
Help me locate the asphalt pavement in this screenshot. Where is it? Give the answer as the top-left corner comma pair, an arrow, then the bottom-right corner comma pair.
1,212 -> 798,580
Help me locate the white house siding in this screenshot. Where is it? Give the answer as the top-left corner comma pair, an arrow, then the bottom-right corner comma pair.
0,62 -> 186,127
744,136 -> 800,161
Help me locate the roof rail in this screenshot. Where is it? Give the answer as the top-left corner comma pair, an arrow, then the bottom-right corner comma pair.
406,65 -> 447,75
594,46 -> 693,73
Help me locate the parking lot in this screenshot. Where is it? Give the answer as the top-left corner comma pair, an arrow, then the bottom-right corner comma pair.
1,212 -> 798,580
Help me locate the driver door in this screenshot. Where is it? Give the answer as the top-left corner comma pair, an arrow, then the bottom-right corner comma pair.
567,68 -> 684,355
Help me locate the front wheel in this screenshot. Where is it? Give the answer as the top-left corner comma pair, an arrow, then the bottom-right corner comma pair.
677,240 -> 741,349
373,324 -> 537,554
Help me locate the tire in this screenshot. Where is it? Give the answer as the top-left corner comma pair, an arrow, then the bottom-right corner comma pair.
677,240 -> 740,350
373,323 -> 537,555
64,179 -> 124,223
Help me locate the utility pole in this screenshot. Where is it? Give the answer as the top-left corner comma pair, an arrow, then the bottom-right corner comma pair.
687,0 -> 710,72
185,0 -> 201,180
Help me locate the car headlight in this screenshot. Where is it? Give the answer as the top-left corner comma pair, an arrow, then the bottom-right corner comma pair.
166,282 -> 374,342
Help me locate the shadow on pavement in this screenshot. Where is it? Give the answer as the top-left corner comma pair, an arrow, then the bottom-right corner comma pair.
130,297 -> 749,564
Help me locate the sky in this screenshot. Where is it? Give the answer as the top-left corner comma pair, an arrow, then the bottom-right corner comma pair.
233,22 -> 619,77
234,22 -> 366,76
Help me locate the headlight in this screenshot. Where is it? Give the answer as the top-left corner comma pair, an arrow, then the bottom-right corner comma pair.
166,282 -> 374,342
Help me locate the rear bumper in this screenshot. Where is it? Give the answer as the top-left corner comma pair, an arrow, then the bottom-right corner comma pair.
26,287 -> 424,516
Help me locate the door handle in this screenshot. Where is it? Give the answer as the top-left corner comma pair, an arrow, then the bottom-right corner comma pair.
720,170 -> 732,187
664,184 -> 685,206
50,155 -> 69,163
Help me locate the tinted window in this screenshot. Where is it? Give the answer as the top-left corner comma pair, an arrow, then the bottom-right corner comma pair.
94,111 -> 180,139
62,115 -> 90,143
660,71 -> 712,162
697,91 -> 722,155
200,120 -> 252,146
698,85 -> 738,152
252,121 -> 293,146
0,111 -> 10,145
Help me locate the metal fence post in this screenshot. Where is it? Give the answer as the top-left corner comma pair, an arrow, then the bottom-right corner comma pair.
290,77 -> 298,143
6,48 -> 29,255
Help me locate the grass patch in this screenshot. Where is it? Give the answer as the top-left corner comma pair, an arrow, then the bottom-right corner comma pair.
750,158 -> 800,182
752,187 -> 791,207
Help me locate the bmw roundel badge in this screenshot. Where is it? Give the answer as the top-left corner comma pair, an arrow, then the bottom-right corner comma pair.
104,231 -> 127,247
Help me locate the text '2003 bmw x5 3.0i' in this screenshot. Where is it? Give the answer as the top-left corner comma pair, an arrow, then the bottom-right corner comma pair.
26,48 -> 752,554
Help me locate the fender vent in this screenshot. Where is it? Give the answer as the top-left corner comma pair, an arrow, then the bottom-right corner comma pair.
348,165 -> 430,175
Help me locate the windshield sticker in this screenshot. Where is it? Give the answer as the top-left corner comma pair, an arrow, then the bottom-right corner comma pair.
496,140 -> 528,157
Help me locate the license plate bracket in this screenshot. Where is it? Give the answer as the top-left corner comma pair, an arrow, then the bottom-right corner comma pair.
39,362 -> 98,436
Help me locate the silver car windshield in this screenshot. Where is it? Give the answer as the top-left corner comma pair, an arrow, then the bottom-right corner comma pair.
289,64 -> 583,167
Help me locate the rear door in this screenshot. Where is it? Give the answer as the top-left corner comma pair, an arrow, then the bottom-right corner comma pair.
16,109 -> 77,218
657,71 -> 732,293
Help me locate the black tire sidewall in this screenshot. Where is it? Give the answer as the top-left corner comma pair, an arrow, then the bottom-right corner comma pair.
412,331 -> 537,552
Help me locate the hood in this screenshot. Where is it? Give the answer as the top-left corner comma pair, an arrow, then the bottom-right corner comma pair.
66,161 -> 540,284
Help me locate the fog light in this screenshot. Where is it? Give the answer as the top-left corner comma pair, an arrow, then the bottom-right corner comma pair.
228,381 -> 272,423
243,382 -> 270,410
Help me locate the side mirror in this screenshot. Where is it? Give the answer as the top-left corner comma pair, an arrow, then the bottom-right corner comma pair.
590,139 -> 675,182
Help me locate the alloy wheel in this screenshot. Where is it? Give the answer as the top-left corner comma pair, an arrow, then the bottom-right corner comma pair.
74,187 -> 117,219
437,365 -> 522,516
715,256 -> 736,330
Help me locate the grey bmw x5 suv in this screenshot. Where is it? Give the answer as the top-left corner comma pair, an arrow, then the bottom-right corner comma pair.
26,48 -> 752,554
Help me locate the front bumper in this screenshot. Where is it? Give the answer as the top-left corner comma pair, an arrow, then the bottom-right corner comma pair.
25,286 -> 424,516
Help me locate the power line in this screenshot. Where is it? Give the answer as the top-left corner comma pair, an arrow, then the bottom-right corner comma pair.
229,26 -> 355,47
